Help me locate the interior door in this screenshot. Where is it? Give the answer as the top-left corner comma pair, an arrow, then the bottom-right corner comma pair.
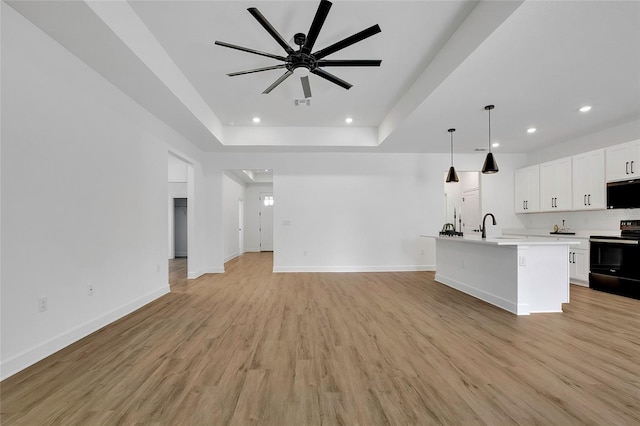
462,189 -> 480,234
260,193 -> 274,252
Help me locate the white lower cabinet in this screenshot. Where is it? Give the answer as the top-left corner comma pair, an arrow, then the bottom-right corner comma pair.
569,248 -> 589,285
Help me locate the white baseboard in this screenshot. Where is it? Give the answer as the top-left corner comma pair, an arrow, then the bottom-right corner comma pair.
0,285 -> 170,381
224,253 -> 239,263
273,265 -> 435,273
188,266 -> 224,279
244,247 -> 260,253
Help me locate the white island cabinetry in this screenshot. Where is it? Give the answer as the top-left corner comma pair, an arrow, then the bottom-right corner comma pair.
434,236 -> 578,315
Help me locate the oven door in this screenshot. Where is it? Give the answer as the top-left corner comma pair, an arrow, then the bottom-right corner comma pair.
589,238 -> 640,299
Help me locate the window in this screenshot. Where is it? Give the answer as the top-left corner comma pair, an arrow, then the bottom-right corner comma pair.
263,195 -> 274,206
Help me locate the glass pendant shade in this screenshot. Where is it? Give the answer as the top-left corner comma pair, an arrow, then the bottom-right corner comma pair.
445,128 -> 459,183
481,105 -> 499,174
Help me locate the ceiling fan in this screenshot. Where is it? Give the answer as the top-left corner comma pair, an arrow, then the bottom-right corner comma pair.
215,0 -> 382,98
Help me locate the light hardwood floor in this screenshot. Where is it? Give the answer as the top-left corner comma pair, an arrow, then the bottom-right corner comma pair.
1,253 -> 639,425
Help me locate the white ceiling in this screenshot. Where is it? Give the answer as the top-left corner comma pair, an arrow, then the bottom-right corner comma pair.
7,0 -> 640,154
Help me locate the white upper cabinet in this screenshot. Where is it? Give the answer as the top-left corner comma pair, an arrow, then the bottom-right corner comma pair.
606,140 -> 640,182
514,165 -> 540,213
572,149 -> 605,210
540,157 -> 572,211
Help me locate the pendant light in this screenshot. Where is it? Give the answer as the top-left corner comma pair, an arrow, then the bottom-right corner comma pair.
445,128 -> 459,183
481,104 -> 499,174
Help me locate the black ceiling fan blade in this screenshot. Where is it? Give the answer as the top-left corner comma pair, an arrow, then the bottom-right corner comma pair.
215,41 -> 287,61
247,7 -> 295,54
227,64 -> 287,77
301,76 -> 312,98
301,0 -> 332,55
313,24 -> 381,60
311,68 -> 352,90
263,70 -> 294,94
317,59 -> 382,67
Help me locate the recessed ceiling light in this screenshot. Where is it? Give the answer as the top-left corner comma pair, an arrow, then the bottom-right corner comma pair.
345,117 -> 353,124
579,105 -> 592,112
527,128 -> 537,134
252,117 -> 261,123
492,142 -> 500,148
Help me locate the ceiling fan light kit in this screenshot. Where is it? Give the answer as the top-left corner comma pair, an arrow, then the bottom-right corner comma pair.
481,105 -> 499,174
215,0 -> 382,98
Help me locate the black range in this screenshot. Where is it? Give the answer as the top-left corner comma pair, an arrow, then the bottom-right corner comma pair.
590,220 -> 640,299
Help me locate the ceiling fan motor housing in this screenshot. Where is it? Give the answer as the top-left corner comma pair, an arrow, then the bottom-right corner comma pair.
288,52 -> 316,72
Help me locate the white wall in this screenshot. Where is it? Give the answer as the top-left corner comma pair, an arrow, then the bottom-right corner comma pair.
208,152 -> 527,272
526,118 -> 640,165
168,154 -> 188,182
244,183 -> 274,252
0,4 -> 213,379
222,173 -> 245,263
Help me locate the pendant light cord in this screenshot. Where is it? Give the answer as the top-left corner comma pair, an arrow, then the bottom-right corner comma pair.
488,107 -> 492,153
450,133 -> 454,166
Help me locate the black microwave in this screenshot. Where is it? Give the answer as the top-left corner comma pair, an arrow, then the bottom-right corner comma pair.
607,179 -> 640,209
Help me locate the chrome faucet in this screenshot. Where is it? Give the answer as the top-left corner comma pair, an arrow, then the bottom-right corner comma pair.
481,213 -> 497,239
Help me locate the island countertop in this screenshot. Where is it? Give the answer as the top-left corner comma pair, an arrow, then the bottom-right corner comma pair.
421,234 -> 580,246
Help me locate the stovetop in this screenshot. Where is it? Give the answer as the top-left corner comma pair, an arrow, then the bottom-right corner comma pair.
591,235 -> 640,241
591,219 -> 640,241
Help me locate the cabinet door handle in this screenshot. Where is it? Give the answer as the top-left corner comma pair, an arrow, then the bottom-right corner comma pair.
588,194 -> 591,205
584,195 -> 587,206
626,161 -> 630,174
573,252 -> 576,263
525,200 -> 528,210
632,161 -> 635,174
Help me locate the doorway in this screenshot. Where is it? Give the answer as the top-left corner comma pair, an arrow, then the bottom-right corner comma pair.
174,198 -> 188,258
443,171 -> 481,233
260,193 -> 274,252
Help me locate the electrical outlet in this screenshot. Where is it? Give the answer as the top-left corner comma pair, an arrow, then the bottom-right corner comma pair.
38,297 -> 48,312
87,284 -> 94,296
519,256 -> 527,266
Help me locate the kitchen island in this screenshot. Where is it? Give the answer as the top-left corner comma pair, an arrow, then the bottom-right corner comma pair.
431,235 -> 579,315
